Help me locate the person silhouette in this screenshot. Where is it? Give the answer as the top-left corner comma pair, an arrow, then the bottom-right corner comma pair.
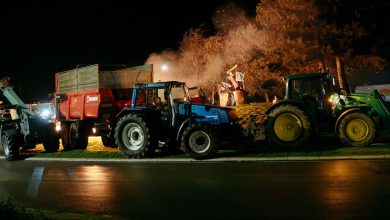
154,96 -> 163,110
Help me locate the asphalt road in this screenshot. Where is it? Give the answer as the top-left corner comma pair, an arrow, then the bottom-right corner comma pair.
1,159 -> 390,219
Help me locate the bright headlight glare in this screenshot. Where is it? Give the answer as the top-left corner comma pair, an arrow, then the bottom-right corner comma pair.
329,94 -> 340,105
43,109 -> 50,116
40,109 -> 51,118
55,121 -> 61,131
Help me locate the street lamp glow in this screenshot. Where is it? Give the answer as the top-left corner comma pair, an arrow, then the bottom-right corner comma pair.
161,64 -> 168,71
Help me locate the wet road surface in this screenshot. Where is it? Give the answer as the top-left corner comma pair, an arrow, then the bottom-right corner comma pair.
1,159 -> 390,219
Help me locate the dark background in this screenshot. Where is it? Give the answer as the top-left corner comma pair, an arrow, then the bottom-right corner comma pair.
0,0 -> 389,102
0,0 -> 258,102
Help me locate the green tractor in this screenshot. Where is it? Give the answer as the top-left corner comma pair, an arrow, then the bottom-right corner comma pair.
0,81 -> 59,160
265,73 -> 390,147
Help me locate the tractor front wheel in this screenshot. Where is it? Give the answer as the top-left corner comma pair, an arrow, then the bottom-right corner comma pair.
68,122 -> 89,150
60,123 -> 71,150
181,123 -> 216,160
266,104 -> 312,148
338,112 -> 376,147
2,130 -> 20,161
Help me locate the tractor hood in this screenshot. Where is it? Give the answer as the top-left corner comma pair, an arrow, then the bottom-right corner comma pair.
177,103 -> 232,125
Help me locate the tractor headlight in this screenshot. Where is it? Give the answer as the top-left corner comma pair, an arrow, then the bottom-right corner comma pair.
329,93 -> 347,107
41,109 -> 50,118
55,122 -> 61,132
39,108 -> 53,119
329,94 -> 340,105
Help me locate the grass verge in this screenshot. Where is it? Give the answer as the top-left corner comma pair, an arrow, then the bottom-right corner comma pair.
0,198 -> 109,220
2,136 -> 390,159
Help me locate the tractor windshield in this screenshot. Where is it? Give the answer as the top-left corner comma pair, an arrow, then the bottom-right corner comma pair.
171,84 -> 188,102
290,78 -> 324,101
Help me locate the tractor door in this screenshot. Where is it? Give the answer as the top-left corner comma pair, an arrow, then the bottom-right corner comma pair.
156,88 -> 171,126
289,77 -> 332,133
168,84 -> 188,127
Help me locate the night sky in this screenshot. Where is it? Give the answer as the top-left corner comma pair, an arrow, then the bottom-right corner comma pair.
0,0 -> 389,102
0,0 -> 258,102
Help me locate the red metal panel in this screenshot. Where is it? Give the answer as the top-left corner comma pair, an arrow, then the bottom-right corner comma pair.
84,93 -> 100,118
69,94 -> 84,119
59,98 -> 70,120
57,89 -> 118,120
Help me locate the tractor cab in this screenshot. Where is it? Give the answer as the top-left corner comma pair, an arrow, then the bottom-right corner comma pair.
129,81 -> 189,127
286,73 -> 335,107
284,73 -> 336,133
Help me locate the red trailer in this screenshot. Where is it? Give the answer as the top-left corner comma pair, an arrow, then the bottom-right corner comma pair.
55,64 -> 153,149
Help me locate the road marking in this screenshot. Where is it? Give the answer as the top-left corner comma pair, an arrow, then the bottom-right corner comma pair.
26,167 -> 45,198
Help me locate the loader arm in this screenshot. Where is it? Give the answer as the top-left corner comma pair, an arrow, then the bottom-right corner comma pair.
0,81 -> 34,115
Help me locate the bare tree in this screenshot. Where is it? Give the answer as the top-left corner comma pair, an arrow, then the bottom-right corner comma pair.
256,0 -> 386,94
177,0 -> 386,101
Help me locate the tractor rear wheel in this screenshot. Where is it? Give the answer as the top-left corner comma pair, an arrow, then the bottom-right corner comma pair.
2,130 -> 20,161
43,124 -> 59,152
181,123 -> 216,160
338,112 -> 376,147
60,123 -> 71,150
115,114 -> 156,158
266,104 -> 311,148
69,122 -> 89,150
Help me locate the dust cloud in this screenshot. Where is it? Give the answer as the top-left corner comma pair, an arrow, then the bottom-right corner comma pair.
144,1 -> 272,88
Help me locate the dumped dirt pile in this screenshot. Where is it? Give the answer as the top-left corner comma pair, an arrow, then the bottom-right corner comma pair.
230,102 -> 272,130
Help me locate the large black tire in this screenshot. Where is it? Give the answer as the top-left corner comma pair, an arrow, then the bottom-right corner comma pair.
69,122 -> 89,150
43,124 -> 60,152
266,104 -> 312,148
101,134 -> 116,147
181,123 -> 216,160
2,130 -> 20,161
338,112 -> 376,147
114,114 -> 156,158
60,123 -> 71,150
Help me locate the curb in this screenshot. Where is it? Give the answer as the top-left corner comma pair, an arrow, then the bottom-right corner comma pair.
11,155 -> 390,162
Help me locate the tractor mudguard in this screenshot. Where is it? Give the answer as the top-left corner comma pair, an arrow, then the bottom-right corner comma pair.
266,100 -> 303,115
176,118 -> 190,142
266,100 -> 315,120
265,99 -> 318,134
116,107 -> 152,119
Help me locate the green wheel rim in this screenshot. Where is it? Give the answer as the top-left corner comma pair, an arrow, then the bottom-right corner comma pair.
346,118 -> 369,142
274,113 -> 303,142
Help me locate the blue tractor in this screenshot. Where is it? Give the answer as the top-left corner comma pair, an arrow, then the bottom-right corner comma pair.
114,81 -> 236,159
